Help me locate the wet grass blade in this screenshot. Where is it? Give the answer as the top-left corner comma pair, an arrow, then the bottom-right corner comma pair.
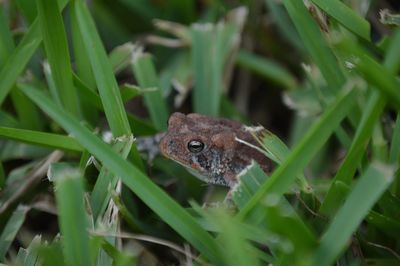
37,0 -> 80,117
20,86 -> 222,264
0,126 -> 83,152
237,86 -> 357,219
53,166 -> 91,266
312,163 -> 394,266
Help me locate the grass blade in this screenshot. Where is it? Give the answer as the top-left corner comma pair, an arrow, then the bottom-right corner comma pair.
191,21 -> 239,116
264,0 -> 304,53
311,0 -> 370,41
20,86 -> 222,264
0,126 -> 83,152
72,0 -> 130,136
283,0 -> 345,90
37,0 -> 80,117
312,162 -> 394,266
238,85 -> 357,219
52,165 -> 91,266
0,5 -> 15,63
0,205 -> 29,260
320,92 -> 386,215
0,0 -> 68,107
131,51 -> 169,131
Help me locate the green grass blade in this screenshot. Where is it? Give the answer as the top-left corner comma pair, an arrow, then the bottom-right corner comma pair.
109,43 -> 135,74
235,50 -> 297,90
320,92 -> 386,215
52,165 -> 91,266
350,54 -> 400,109
0,0 -> 68,107
37,0 -> 80,117
213,211 -> 261,266
389,115 -> 400,164
91,136 -> 133,222
311,0 -> 370,41
311,163 -> 394,266
131,51 -> 169,131
0,126 -> 83,152
191,22 -> 238,116
283,0 -> 345,90
237,86 -> 357,219
0,5 -> 15,63
0,205 -> 29,260
9,88 -> 44,130
72,0 -> 130,136
20,86 -> 222,264
264,0 -> 304,53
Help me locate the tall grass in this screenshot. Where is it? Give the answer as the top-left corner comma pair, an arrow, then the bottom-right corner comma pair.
0,0 -> 399,265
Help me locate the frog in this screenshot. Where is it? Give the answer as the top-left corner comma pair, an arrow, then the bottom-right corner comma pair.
159,112 -> 272,188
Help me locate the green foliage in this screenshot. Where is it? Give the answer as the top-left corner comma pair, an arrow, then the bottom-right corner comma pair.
0,0 -> 399,265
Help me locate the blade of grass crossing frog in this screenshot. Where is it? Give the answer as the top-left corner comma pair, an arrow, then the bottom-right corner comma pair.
21,86 -> 223,264
0,0 -> 69,107
237,86 -> 357,220
0,205 -> 29,260
131,52 -> 169,131
310,0 -> 370,41
37,0 -> 80,117
232,162 -> 268,209
255,130 -> 311,192
283,0 -> 345,90
0,126 -> 83,152
72,0 -> 130,136
311,163 -> 394,266
53,167 -> 91,266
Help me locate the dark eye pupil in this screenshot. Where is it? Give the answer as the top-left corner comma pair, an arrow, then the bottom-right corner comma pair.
188,140 -> 204,153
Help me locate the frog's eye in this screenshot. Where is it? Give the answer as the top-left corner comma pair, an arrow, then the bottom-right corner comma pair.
188,140 -> 204,153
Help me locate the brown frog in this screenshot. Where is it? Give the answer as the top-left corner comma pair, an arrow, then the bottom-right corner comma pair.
159,112 -> 272,187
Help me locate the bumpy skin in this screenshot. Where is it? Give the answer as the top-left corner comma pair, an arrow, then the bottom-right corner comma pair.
159,112 -> 271,188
